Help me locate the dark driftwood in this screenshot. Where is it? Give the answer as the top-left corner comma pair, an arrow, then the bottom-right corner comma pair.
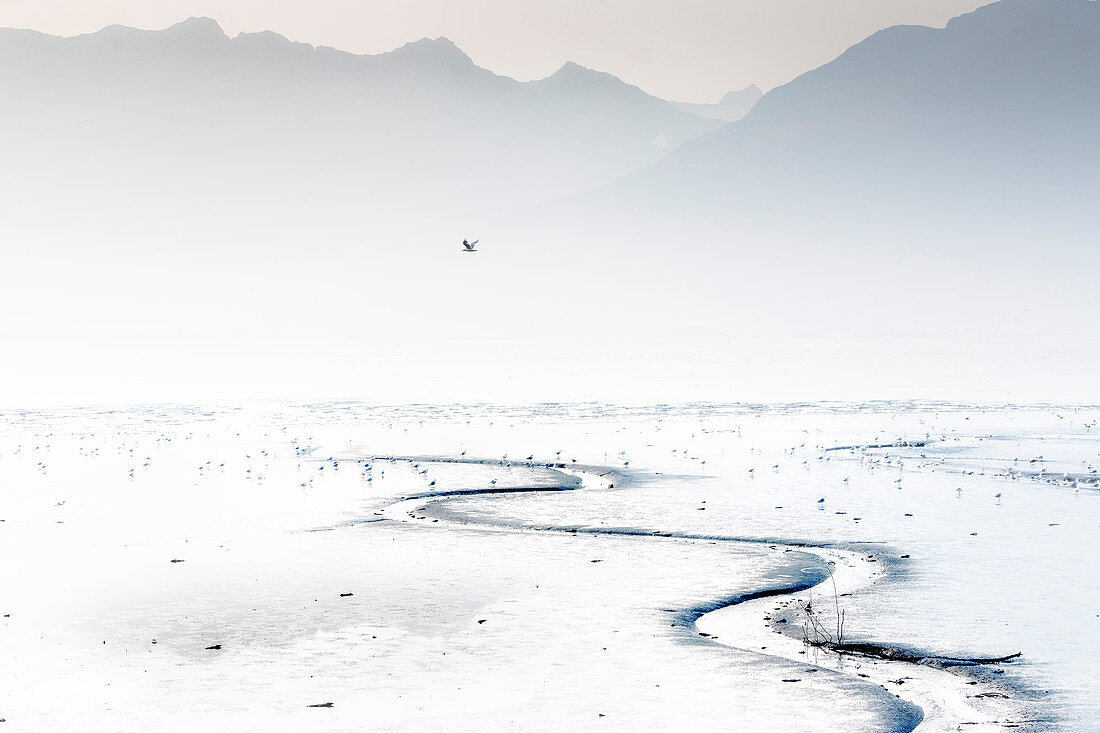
824,642 -> 1022,666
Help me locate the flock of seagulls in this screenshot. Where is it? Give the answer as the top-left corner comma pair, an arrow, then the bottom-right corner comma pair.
1,407 -> 1095,544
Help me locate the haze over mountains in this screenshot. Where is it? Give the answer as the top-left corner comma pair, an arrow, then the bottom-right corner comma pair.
596,0 -> 1099,222
485,0 -> 1100,337
1,0 -> 1098,404
670,85 -> 763,122
0,16 -> 720,227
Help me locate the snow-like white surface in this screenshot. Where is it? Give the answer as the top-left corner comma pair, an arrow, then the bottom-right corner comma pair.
1,402 -> 1096,731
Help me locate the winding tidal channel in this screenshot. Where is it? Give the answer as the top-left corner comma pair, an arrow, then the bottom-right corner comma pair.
4,402 -> 1091,732
368,455 -> 1036,732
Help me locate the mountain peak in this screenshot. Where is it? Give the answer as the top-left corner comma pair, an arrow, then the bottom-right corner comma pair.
552,61 -> 597,77
546,61 -> 625,87
164,17 -> 227,38
387,36 -> 472,65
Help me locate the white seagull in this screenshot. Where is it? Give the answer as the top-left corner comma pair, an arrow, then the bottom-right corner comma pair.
462,238 -> 479,252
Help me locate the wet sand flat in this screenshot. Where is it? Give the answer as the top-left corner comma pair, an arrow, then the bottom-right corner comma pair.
1,402 -> 1096,730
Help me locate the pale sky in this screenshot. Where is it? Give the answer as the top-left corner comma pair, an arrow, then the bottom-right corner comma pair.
1,0 -> 992,101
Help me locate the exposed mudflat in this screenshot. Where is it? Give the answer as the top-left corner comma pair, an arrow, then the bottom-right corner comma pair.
1,402 -> 1096,731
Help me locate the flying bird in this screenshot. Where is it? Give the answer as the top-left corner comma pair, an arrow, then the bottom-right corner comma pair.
462,239 -> 479,252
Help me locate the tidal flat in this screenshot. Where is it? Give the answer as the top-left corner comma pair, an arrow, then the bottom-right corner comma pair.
1,402 -> 1096,731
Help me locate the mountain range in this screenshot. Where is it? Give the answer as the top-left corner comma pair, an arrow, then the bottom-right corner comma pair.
0,17 -> 721,227
2,0 -> 1097,343
481,0 -> 1100,337
582,0 -> 1099,229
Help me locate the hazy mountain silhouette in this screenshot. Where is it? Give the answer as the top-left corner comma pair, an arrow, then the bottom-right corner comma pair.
481,0 -> 1100,337
0,17 -> 721,226
670,84 -> 762,122
3,2 -> 1097,346
583,0 -> 1098,227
